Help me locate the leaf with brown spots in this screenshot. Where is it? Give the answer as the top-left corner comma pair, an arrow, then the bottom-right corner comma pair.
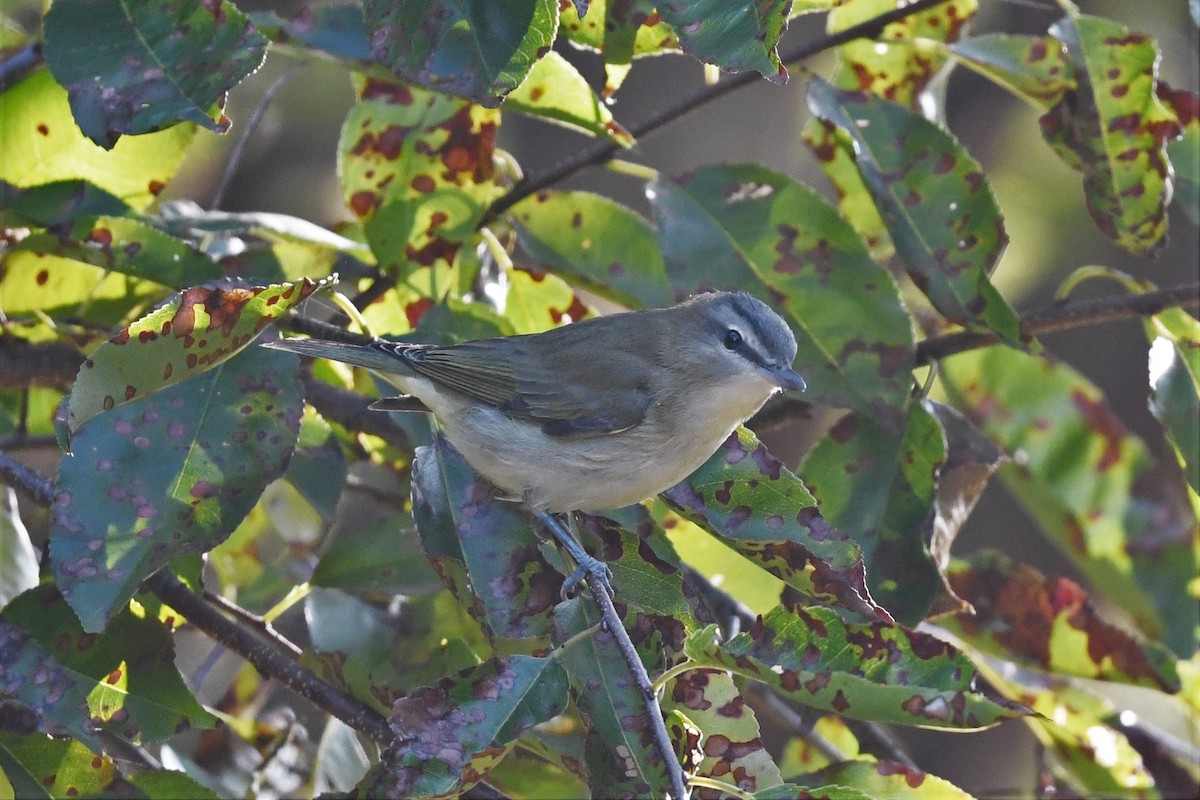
940,345 -> 1198,657
64,276 -> 328,437
0,69 -> 194,211
43,0 -> 267,147
1158,84 -> 1199,225
0,584 -> 214,750
650,164 -> 915,422
512,190 -> 673,309
0,733 -> 173,800
684,606 -> 1028,729
1040,14 -> 1180,256
807,77 -> 1024,348
362,0 -> 558,107
50,345 -> 304,632
826,0 -> 976,108
940,551 -> 1180,692
339,74 -> 501,281
504,52 -> 635,148
802,117 -> 893,262
503,267 -> 596,335
799,403 -> 944,626
411,433 -> 560,645
661,668 -> 784,798
948,34 -> 1075,110
656,0 -> 791,84
797,759 -> 973,800
357,655 -> 568,798
558,0 -> 680,97
662,427 -> 890,622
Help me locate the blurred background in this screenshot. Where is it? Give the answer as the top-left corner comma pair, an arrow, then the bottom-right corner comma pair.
4,0 -> 1197,794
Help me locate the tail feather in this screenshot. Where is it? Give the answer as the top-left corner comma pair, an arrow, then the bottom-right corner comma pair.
261,338 -> 411,375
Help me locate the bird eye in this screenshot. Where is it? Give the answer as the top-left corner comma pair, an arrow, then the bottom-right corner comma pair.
723,329 -> 743,350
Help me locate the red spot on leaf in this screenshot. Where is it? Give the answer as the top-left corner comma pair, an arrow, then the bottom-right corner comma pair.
37,123 -> 50,136
36,268 -> 49,286
1070,390 -> 1123,471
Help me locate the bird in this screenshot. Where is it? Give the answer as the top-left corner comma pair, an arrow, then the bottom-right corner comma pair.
263,291 -> 805,593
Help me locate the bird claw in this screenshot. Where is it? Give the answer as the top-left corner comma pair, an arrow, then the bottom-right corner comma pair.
560,555 -> 615,600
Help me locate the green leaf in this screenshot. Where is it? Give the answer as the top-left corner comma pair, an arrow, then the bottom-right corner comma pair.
0,733 -> 141,799
800,759 -> 974,800
0,179 -> 131,228
663,669 -> 784,794
827,0 -> 977,107
63,277 -> 328,437
948,34 -> 1075,110
0,249 -> 167,327
0,487 -> 39,610
1148,308 -> 1200,495
779,716 -> 861,776
503,51 -> 635,147
1040,14 -> 1180,256
0,69 -> 193,211
361,0 -> 559,107
511,190 -> 673,308
358,655 -> 568,798
249,4 -> 372,64
0,584 -> 215,749
43,0 -> 267,147
802,117 -> 892,262
411,433 -> 560,644
1158,85 -> 1199,225
940,345 -> 1198,656
806,77 -> 1023,346
312,516 -> 442,596
800,403 -> 944,626
684,606 -> 1027,729
557,0 -> 679,98
649,164 -> 915,421
662,427 -> 890,622
657,0 -> 791,83
339,75 -> 502,278
502,267 -> 595,334
50,345 -> 304,632
942,550 -> 1180,692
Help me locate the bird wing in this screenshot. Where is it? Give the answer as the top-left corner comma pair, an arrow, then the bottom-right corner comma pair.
399,326 -> 655,438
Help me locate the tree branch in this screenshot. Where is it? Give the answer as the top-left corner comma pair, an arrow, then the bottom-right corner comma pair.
484,0 -> 952,220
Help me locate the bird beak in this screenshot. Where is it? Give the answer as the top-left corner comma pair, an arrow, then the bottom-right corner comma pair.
771,365 -> 807,392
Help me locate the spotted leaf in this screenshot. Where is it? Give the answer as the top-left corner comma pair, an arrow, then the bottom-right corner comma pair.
662,427 -> 890,622
0,585 -> 215,750
684,606 -> 1028,729
43,0 -> 267,148
940,551 -> 1180,692
1158,84 -> 1199,225
503,267 -> 596,335
358,655 -> 568,798
1040,14 -> 1180,256
827,0 -> 976,107
940,345 -> 1198,657
656,0 -> 791,84
362,0 -> 558,107
799,403 -> 944,626
503,52 -> 635,147
650,164 -> 915,422
0,69 -> 193,211
807,78 -> 1023,346
411,433 -> 559,644
802,118 -> 892,262
557,0 -> 679,97
662,668 -> 784,798
512,190 -> 673,308
50,345 -> 304,632
0,734 -> 148,799
64,277 -> 327,437
339,75 -> 502,279
798,759 -> 973,800
948,34 -> 1075,110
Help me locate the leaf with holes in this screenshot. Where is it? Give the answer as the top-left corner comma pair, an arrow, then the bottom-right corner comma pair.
0,585 -> 214,749
1040,14 -> 1180,256
50,345 -> 303,632
358,655 -> 568,798
512,190 -> 673,308
940,551 -> 1179,692
0,70 -> 193,211
807,78 -> 1023,346
339,75 -> 502,279
657,0 -> 791,83
362,0 -> 558,107
504,52 -> 635,147
64,277 -> 327,437
662,427 -> 890,622
43,0 -> 267,147
799,403 -> 943,626
684,606 -> 1028,729
411,433 -> 560,644
940,345 -> 1198,657
650,164 -> 915,422
948,34 -> 1075,110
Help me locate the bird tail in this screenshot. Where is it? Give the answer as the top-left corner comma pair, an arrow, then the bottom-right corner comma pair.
261,337 -> 410,374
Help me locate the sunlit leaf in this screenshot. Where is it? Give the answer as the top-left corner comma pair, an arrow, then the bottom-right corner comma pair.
502,267 -> 595,334
948,34 -> 1075,110
558,0 -> 678,97
0,733 -> 143,799
799,759 -> 974,800
504,52 -> 635,147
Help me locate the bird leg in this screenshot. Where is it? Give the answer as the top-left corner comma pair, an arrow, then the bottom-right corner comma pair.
531,508 -> 614,598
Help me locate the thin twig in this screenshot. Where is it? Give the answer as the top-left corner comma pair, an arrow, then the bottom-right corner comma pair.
209,62 -> 308,211
0,43 -> 42,92
201,590 -> 303,659
484,0 -> 952,220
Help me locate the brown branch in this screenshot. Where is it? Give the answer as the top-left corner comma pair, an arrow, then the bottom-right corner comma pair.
0,337 -> 83,390
0,451 -> 394,745
484,0 -> 952,220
